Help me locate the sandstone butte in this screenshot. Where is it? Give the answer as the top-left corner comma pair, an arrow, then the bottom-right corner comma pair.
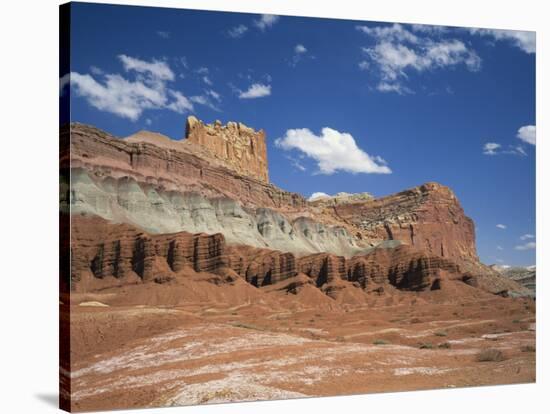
60,118 -> 529,298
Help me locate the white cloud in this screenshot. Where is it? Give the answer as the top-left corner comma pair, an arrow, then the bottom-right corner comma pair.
356,23 -> 419,44
517,125 -> 536,145
166,90 -> 194,113
206,89 -> 221,101
69,72 -> 167,120
118,54 -> 174,81
157,31 -> 170,39
90,65 -> 104,75
238,83 -> 271,99
145,118 -> 152,126
515,241 -> 536,251
483,142 -> 501,155
295,44 -> 307,54
189,94 -> 220,111
228,24 -> 248,38
358,60 -> 370,71
483,141 -> 527,157
496,224 -> 507,229
469,28 -> 535,54
358,24 -> 481,93
254,14 -> 280,31
196,67 -> 209,75
520,234 -> 535,240
69,55 -> 216,121
496,245 -> 504,251
308,192 -> 330,201
411,24 -> 448,34
377,81 -> 413,95
275,127 -> 391,175
202,76 -> 213,86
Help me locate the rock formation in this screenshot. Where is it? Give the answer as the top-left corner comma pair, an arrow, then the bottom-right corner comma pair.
491,265 -> 536,298
63,118 -> 528,298
71,216 -> 528,296
185,116 -> 269,183
326,182 -> 478,265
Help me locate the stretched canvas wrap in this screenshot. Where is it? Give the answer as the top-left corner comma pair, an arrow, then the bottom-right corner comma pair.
59,2 -> 536,412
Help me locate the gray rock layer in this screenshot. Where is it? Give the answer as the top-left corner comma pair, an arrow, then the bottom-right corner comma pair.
68,168 -> 361,257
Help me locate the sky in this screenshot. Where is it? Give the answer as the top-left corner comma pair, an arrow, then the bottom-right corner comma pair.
61,2 -> 536,267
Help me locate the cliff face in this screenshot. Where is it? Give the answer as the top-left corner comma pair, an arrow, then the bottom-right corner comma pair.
65,123 -> 477,263
69,216 -> 451,292
185,116 -> 269,183
71,216 -> 528,296
65,123 -> 359,257
64,119 -> 529,297
329,183 -> 478,264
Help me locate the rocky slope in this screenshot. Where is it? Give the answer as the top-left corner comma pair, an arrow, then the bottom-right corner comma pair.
491,265 -> 536,298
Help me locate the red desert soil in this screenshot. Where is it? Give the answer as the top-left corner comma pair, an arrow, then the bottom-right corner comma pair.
63,275 -> 535,412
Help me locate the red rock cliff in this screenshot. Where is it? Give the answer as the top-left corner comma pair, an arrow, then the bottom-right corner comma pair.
185,116 -> 269,183
330,183 -> 478,264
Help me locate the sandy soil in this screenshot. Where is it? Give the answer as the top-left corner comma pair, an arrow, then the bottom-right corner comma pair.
62,286 -> 536,412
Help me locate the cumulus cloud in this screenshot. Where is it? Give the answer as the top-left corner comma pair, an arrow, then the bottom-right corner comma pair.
254,14 -> 280,31
469,28 -> 535,54
295,44 -> 307,54
308,192 -> 330,201
517,125 -> 536,145
228,24 -> 248,38
275,127 -> 391,175
515,241 -> 536,251
68,55 -> 215,121
520,234 -> 535,240
496,224 -> 507,229
357,23 -> 481,93
238,83 -> 271,99
483,142 -> 501,155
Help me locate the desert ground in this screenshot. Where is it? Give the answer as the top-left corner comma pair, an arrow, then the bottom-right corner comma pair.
62,281 -> 535,412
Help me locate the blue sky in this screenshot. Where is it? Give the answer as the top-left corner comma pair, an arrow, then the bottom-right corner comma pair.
62,2 -> 536,267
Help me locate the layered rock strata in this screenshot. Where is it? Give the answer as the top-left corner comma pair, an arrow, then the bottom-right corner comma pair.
71,216 -> 528,296
327,182 -> 478,264
65,123 -> 359,257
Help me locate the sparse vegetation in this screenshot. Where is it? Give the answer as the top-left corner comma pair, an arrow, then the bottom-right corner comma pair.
434,331 -> 448,337
512,319 -> 520,324
373,339 -> 390,345
231,322 -> 264,331
438,342 -> 451,349
520,345 -> 536,353
199,389 -> 234,404
476,348 -> 504,362
419,342 -> 434,349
